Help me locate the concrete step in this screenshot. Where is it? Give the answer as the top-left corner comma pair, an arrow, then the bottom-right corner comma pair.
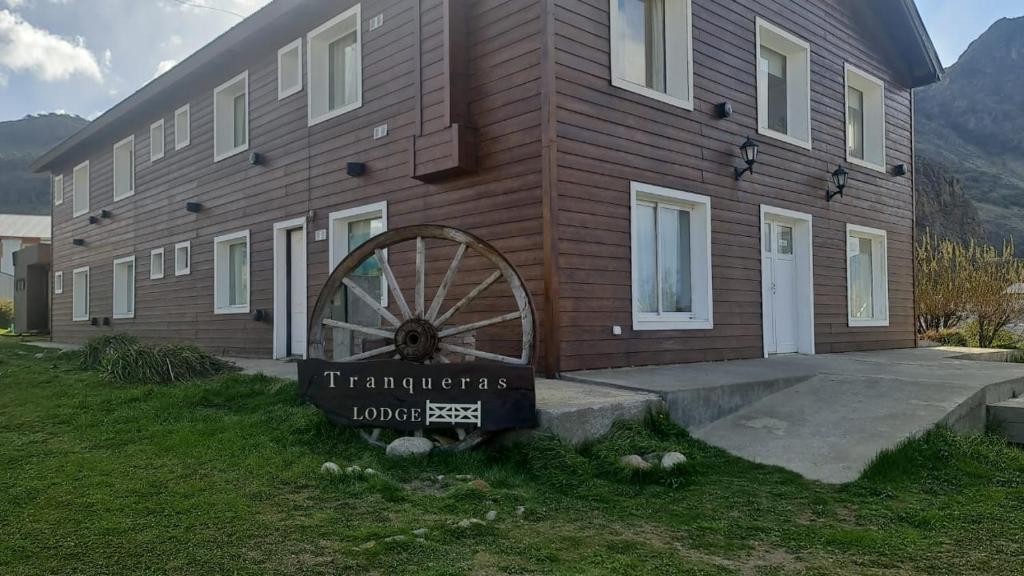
989,398 -> 1024,443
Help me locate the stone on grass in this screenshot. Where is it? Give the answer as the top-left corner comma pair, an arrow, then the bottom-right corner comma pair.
344,465 -> 362,475
320,462 -> 342,475
661,452 -> 688,470
358,541 -> 376,550
457,518 -> 486,528
364,468 -> 378,476
386,436 -> 434,458
455,474 -> 473,481
436,475 -> 446,482
383,535 -> 407,543
485,510 -> 497,522
515,506 -> 526,517
469,479 -> 491,492
619,454 -> 652,471
412,528 -> 429,537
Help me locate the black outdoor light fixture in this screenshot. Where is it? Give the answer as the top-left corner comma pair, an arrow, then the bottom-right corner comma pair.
716,101 -> 733,119
89,216 -> 99,224
249,152 -> 263,166
100,209 -> 112,219
826,164 -> 849,202
72,238 -> 86,246
347,162 -> 367,177
186,202 -> 202,213
734,136 -> 759,179
892,163 -> 908,177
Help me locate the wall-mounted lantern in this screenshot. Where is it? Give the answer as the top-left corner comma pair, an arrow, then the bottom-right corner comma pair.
892,163 -> 908,177
826,165 -> 849,202
72,238 -> 86,246
347,162 -> 367,177
734,136 -> 759,180
100,210 -> 112,219
716,102 -> 733,119
186,202 -> 202,213
89,216 -> 99,224
249,152 -> 263,166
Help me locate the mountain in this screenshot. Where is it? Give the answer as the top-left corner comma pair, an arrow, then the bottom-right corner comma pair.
0,113 -> 89,216
915,16 -> 1024,246
915,157 -> 985,243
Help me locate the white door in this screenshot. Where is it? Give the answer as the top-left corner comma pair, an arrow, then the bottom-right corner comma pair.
763,220 -> 799,354
288,228 -> 306,356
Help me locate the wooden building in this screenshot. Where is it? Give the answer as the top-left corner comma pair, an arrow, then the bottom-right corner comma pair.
33,0 -> 942,375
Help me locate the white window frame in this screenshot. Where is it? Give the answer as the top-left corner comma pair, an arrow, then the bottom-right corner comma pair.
844,64 -> 886,172
213,230 -> 251,314
213,71 -> 250,162
846,223 -> 889,327
630,182 -> 713,331
53,173 -> 63,206
54,270 -> 63,295
175,104 -> 191,150
150,119 -> 165,162
756,18 -> 812,150
609,0 -> 694,111
72,161 -> 90,218
112,255 -> 136,320
307,5 -> 363,126
328,201 -> 388,305
113,135 -> 135,201
175,241 -> 191,276
150,248 -> 165,280
278,38 -> 303,100
72,266 -> 90,322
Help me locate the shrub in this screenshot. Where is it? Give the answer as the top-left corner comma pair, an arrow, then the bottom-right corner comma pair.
0,299 -> 12,330
920,329 -> 967,347
78,333 -> 139,370
78,335 -> 237,384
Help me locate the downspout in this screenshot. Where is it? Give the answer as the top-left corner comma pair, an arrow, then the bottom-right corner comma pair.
539,0 -> 561,376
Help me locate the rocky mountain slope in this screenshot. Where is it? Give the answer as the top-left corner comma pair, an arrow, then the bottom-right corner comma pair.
0,113 -> 89,215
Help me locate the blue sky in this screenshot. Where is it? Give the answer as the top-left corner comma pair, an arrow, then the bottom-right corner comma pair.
0,0 -> 1021,122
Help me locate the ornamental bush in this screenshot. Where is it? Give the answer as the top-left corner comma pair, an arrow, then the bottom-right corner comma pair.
78,334 -> 237,384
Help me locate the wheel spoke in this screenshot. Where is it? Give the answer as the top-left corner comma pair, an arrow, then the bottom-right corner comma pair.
339,344 -> 397,362
438,311 -> 522,339
427,243 -> 467,322
322,318 -> 394,339
439,343 -> 526,365
415,237 -> 426,318
435,353 -> 451,364
377,248 -> 413,320
341,278 -> 401,327
434,270 -> 502,327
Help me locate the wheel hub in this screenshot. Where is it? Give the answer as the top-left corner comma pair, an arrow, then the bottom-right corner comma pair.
394,318 -> 439,363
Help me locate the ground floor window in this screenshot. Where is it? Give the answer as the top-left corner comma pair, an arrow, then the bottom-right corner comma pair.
846,224 -> 889,326
630,182 -> 712,330
328,202 -> 387,358
54,271 -> 63,295
72,267 -> 89,321
113,256 -> 136,319
214,230 -> 250,314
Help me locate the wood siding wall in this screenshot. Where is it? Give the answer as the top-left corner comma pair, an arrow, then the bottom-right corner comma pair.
49,0 -> 546,361
551,0 -> 916,371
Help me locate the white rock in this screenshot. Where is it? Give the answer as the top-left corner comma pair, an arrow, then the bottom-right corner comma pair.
485,510 -> 497,522
455,474 -> 473,481
386,436 -> 435,457
320,462 -> 342,475
661,452 -> 688,470
436,475 -> 446,482
457,518 -> 485,528
383,535 -> 407,543
412,528 -> 428,537
344,465 -> 362,475
515,506 -> 526,516
619,454 -> 652,470
364,468 -> 378,476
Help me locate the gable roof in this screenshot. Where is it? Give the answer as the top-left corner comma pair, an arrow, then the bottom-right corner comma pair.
0,214 -> 51,240
863,0 -> 943,88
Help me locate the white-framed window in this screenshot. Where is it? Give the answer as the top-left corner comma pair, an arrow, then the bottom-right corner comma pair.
307,5 -> 362,126
53,173 -> 63,206
113,135 -> 135,201
72,266 -> 90,321
214,230 -> 250,314
329,201 -> 387,301
150,248 -> 165,280
846,224 -> 889,327
54,270 -> 63,295
845,64 -> 886,172
756,18 -> 812,149
175,104 -> 191,150
150,119 -> 165,162
278,38 -> 303,99
113,256 -> 136,319
609,0 -> 693,110
175,241 -> 191,276
630,182 -> 712,330
213,71 -> 249,161
72,161 -> 89,217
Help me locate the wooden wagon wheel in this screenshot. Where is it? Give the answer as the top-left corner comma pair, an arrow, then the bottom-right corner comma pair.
307,225 -> 535,452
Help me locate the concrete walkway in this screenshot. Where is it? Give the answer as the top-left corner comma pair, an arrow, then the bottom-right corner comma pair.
569,347 -> 1024,483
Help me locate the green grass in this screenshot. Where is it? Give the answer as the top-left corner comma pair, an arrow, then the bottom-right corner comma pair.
1,339 -> 1023,575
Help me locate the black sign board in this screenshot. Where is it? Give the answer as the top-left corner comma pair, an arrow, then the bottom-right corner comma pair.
298,359 -> 537,432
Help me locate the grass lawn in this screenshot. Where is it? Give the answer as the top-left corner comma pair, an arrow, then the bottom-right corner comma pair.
1,339 -> 1023,575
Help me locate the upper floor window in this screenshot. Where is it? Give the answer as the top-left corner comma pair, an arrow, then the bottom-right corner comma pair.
756,19 -> 811,149
214,71 -> 249,161
610,0 -> 693,110
175,105 -> 191,150
845,65 -> 886,171
150,119 -> 165,162
846,224 -> 889,327
113,135 -> 135,201
113,255 -> 136,319
150,248 -> 165,280
73,161 -> 90,217
214,230 -> 250,314
175,241 -> 191,276
278,38 -> 303,100
630,182 -> 712,331
308,5 -> 362,125
53,174 -> 63,206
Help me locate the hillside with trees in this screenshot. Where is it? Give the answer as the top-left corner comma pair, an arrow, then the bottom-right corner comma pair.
0,113 -> 89,215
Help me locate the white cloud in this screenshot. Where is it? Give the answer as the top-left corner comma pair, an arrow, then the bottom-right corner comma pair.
0,71 -> 7,86
153,58 -> 177,78
0,10 -> 102,82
